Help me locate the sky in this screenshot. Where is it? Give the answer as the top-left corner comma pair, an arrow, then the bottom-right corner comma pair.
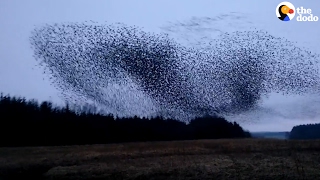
0,0 -> 320,132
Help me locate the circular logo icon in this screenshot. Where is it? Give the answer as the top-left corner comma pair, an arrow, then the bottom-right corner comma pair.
276,2 -> 295,21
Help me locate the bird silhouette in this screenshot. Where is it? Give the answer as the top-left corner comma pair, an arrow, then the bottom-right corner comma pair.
29,22 -> 320,121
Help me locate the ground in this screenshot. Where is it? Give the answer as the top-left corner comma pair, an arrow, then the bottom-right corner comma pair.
1,139 -> 320,180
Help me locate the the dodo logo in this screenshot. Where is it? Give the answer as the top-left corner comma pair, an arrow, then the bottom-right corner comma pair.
276,2 -> 319,22
276,2 -> 295,21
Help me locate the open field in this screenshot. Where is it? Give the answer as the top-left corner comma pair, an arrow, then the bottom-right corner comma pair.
1,139 -> 320,180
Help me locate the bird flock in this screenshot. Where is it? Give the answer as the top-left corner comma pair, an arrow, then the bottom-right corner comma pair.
29,22 -> 320,120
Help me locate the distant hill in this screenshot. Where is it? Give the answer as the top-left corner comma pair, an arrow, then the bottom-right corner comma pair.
250,132 -> 290,139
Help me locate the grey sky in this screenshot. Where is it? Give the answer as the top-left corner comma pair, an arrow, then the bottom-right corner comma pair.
0,0 -> 319,131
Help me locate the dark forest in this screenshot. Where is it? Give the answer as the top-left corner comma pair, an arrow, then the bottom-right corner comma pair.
289,123 -> 320,140
0,93 -> 251,147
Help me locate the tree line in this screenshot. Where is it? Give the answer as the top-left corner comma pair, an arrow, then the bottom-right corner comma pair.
0,93 -> 251,147
289,123 -> 320,140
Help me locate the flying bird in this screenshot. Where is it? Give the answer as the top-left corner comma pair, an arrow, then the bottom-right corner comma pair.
29,22 -> 320,121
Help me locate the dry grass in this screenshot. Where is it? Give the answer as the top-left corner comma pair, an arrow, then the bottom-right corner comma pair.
1,139 -> 320,180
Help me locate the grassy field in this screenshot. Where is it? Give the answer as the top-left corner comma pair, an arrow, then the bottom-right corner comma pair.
1,139 -> 320,180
